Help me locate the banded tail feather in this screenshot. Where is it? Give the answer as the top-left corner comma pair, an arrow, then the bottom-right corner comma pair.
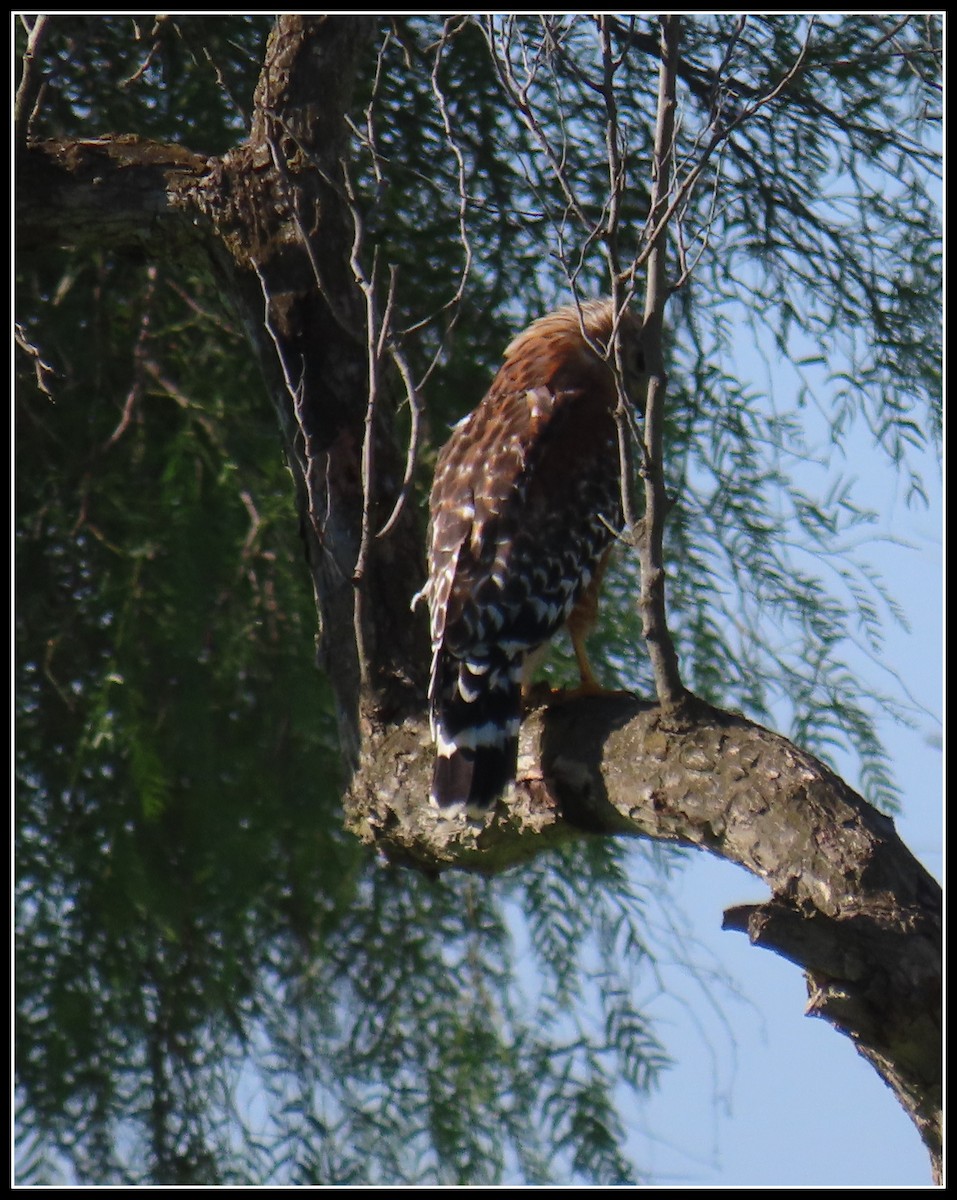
429,648 -> 522,812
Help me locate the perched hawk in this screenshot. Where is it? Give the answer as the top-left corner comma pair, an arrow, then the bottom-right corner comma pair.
420,298 -> 645,812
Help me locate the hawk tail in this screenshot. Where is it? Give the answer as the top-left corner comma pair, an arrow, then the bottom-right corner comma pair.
429,649 -> 522,812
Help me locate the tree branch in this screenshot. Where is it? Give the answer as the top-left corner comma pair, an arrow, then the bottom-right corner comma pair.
15,135 -> 212,254
345,691 -> 941,1174
637,15 -> 685,708
14,14 -> 52,143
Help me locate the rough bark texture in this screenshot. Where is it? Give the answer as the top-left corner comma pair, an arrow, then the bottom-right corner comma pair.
177,15 -> 430,768
15,134 -> 211,253
15,13 -> 941,1181
345,692 -> 941,1176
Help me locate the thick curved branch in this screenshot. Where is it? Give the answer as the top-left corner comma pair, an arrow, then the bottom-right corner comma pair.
345,691 -> 941,1174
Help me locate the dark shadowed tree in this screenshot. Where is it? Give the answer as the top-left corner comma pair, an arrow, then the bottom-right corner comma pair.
15,13 -> 941,1186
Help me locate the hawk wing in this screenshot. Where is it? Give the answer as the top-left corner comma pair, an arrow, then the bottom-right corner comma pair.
422,298 -> 641,811
426,383 -> 620,810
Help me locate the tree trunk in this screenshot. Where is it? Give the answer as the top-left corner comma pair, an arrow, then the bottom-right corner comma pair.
179,14 -> 430,767
14,12 -> 942,1181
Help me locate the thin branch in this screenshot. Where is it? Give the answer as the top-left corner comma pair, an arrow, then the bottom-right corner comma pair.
638,15 -> 685,708
481,16 -> 591,229
117,15 -> 171,89
671,146 -> 734,292
597,15 -> 641,537
101,265 -> 159,452
598,15 -> 625,285
251,263 -> 306,416
251,252 -> 353,622
704,14 -> 749,127
14,323 -> 57,398
429,18 -> 473,300
375,336 -> 425,541
412,16 -> 474,390
15,14 -> 52,143
342,158 -> 398,689
169,18 -> 254,127
623,15 -> 819,289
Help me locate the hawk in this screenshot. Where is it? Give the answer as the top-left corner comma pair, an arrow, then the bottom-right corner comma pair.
419,298 -> 645,812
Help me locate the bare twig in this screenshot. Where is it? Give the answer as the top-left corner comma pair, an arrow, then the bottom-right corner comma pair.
237,488 -> 263,562
411,17 -> 474,390
163,278 -> 242,339
118,15 -> 171,89
624,16 -> 818,289
15,14 -> 51,143
101,265 -> 159,452
375,338 -> 425,541
14,323 -> 57,398
597,15 -> 642,536
705,15 -> 749,127
251,263 -> 305,413
350,245 -> 384,589
251,253 -> 352,644
345,20 -> 393,195
341,159 -> 397,688
671,147 -> 733,292
637,15 -> 685,708
598,15 -> 625,286
251,258 -> 321,545
163,17 -> 255,127
140,359 -> 219,445
481,16 -> 591,230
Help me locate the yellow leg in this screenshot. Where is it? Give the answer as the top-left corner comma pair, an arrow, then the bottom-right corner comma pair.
564,547 -> 615,697
524,547 -> 633,706
521,644 -> 550,705
570,627 -> 602,693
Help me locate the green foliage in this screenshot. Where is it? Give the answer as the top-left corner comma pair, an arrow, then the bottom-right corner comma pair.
15,242 -> 354,1182
17,14 -> 271,150
238,851 -> 667,1187
15,11 -> 940,1187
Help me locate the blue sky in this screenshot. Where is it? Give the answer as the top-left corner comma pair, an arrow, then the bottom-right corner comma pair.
626,407 -> 942,1185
